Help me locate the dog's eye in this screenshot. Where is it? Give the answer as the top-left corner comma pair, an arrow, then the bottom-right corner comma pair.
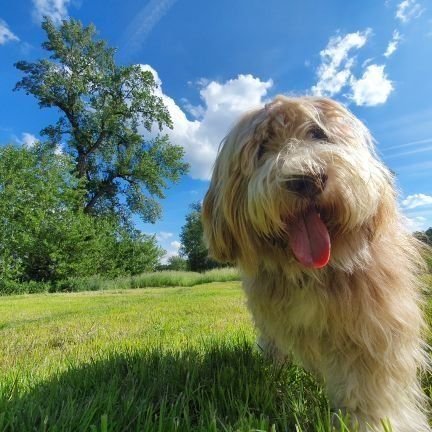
307,127 -> 328,141
257,143 -> 266,160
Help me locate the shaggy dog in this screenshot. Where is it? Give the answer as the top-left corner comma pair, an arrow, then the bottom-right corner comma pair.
202,96 -> 430,431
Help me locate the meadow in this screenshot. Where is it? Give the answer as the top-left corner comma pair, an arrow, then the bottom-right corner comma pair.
0,277 -> 430,431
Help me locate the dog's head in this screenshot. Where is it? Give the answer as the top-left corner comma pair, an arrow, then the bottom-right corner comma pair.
202,96 -> 397,274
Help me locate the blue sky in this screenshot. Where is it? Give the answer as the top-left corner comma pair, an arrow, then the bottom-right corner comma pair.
1,0 -> 432,260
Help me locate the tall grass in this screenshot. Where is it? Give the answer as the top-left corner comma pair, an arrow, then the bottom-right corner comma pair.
54,267 -> 240,293
0,268 -> 240,295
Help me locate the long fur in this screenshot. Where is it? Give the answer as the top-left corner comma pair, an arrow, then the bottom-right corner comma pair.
202,95 -> 430,431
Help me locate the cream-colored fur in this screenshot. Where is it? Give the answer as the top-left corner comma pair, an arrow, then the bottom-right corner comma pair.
202,96 -> 430,431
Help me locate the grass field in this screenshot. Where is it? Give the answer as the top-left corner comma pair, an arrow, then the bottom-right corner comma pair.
0,282 -> 430,431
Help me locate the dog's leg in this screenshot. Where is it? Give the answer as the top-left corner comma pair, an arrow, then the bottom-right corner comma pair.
324,351 -> 430,432
257,335 -> 290,365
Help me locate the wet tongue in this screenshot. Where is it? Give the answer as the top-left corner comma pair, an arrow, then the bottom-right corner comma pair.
290,208 -> 331,268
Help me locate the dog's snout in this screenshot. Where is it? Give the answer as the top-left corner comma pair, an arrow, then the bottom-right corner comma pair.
284,174 -> 327,198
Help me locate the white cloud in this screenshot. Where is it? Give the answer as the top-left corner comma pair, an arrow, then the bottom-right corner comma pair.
403,215 -> 428,231
20,132 -> 38,148
349,64 -> 393,106
161,240 -> 182,264
156,231 -> 173,241
0,19 -> 19,45
32,0 -> 71,24
18,132 -> 65,155
54,144 -> 64,155
140,64 -> 273,180
401,194 -> 432,209
171,240 -> 181,250
181,98 -> 205,119
311,30 -> 396,107
396,0 -> 424,23
384,30 -> 402,57
311,30 -> 371,97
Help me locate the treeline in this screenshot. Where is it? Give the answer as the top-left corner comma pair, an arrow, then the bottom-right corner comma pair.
0,145 -> 165,293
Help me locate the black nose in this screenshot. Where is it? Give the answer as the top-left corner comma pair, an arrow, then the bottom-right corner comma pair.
284,174 -> 327,198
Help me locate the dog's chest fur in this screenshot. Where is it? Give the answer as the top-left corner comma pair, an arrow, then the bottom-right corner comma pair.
243,270 -> 335,372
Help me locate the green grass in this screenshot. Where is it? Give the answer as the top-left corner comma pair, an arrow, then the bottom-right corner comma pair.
0,268 -> 241,295
0,282 -> 430,431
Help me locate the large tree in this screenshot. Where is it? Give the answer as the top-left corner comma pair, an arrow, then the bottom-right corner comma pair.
14,18 -> 188,224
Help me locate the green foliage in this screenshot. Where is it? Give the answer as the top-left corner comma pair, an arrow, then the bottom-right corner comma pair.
414,228 -> 432,247
0,145 -> 163,291
163,255 -> 188,271
414,228 -> 432,273
180,202 -> 221,272
52,268 -> 239,294
14,17 -> 188,224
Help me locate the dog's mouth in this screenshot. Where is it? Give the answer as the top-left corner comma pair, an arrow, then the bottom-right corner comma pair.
287,207 -> 331,269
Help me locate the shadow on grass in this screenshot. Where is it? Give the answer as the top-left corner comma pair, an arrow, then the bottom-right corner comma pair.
0,340 -> 331,432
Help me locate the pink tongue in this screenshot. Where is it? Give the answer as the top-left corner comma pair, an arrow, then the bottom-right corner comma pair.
289,208 -> 331,268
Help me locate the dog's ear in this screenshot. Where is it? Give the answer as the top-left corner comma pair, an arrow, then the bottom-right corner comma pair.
202,185 -> 237,263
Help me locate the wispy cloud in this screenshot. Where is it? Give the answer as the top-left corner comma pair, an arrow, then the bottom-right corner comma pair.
401,193 -> 432,209
156,231 -> 174,241
403,215 -> 428,231
32,0 -> 71,24
311,30 -> 371,97
122,0 -> 178,55
382,137 -> 432,152
19,132 -> 38,148
396,161 -> 432,174
395,0 -> 424,23
385,144 -> 432,159
384,30 -> 401,57
0,19 -> 19,45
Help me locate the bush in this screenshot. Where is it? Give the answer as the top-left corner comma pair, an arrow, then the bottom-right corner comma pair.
0,279 -> 50,295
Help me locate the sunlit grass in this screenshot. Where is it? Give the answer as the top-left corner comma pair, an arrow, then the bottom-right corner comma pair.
0,281 -> 430,431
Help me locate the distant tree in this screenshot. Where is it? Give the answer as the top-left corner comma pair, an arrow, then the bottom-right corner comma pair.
179,202 -> 220,272
14,18 -> 188,225
424,228 -> 432,246
110,228 -> 164,276
166,255 -> 188,271
413,228 -> 432,273
414,229 -> 432,247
